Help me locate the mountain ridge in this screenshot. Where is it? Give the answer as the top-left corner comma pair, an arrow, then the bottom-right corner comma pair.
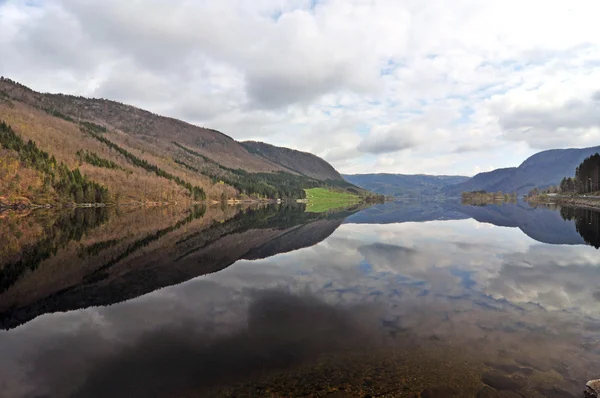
343,173 -> 469,197
0,77 -> 350,204
241,140 -> 342,181
443,145 -> 600,195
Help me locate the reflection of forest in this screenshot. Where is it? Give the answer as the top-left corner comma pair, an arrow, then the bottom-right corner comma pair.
560,207 -> 600,249
0,204 -> 355,329
0,208 -> 110,293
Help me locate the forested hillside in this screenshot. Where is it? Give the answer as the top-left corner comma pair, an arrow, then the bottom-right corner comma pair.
0,78 -> 358,205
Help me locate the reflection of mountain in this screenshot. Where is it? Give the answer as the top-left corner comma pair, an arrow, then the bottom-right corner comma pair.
0,208 -> 111,294
343,201 -> 469,224
447,202 -> 586,245
0,205 -> 351,330
345,200 -> 589,246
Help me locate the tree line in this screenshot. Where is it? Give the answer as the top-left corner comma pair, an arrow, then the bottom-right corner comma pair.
173,158 -> 199,173
173,141 -> 362,199
0,120 -> 109,203
562,153 -> 600,194
83,128 -> 206,200
538,153 -> 600,195
76,149 -> 128,173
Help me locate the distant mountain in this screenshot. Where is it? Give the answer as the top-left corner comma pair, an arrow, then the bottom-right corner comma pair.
343,173 -> 469,196
443,146 -> 600,195
241,141 -> 343,181
444,168 -> 517,194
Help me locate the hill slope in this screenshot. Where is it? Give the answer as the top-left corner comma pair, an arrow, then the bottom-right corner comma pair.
0,78 -> 278,173
0,77 -> 353,203
443,146 -> 600,195
343,173 -> 469,196
241,141 -> 343,181
443,168 -> 517,195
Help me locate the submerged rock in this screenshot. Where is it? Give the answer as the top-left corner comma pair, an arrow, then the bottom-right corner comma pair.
476,385 -> 498,398
497,391 -> 523,398
484,362 -> 524,375
420,386 -> 459,397
536,386 -> 579,398
481,372 -> 524,391
587,380 -> 600,398
514,355 -> 552,372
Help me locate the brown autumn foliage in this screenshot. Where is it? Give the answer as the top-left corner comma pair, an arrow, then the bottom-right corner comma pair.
0,77 -> 358,205
0,78 -> 365,207
0,100 -> 236,203
0,77 -> 307,173
0,148 -> 54,203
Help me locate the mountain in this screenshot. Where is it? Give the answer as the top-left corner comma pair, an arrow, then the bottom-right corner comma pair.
241,141 -> 342,181
443,168 -> 517,194
443,146 -> 600,195
0,77 -> 350,205
343,173 -> 469,196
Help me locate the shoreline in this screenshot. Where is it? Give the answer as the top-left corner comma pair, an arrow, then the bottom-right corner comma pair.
0,197 -> 304,214
525,195 -> 600,211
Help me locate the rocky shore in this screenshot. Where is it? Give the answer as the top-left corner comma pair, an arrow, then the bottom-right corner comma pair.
525,195 -> 600,211
555,197 -> 600,211
587,380 -> 600,398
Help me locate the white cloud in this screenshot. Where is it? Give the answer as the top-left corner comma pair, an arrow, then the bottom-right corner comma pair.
358,123 -> 422,154
1,0 -> 599,175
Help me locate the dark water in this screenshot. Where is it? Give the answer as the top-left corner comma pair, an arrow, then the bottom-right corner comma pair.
0,201 -> 599,397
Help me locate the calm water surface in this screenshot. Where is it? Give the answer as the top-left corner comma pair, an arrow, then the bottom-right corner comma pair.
0,202 -> 599,397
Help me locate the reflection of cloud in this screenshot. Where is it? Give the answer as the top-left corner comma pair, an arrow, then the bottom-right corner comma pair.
259,221 -> 600,318
358,242 -> 417,273
21,291 -> 379,398
1,218 -> 600,396
483,246 -> 600,314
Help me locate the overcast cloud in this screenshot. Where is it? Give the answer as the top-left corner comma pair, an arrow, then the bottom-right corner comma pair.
1,0 -> 599,175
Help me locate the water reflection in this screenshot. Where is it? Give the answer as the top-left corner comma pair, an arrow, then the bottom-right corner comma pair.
16,291 -> 383,398
560,206 -> 600,248
0,204 -> 354,329
0,202 -> 599,397
0,207 -> 110,293
347,200 -> 596,246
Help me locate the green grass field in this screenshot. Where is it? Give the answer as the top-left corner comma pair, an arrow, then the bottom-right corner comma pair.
303,188 -> 360,213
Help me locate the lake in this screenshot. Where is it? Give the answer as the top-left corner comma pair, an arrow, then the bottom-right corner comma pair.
0,201 -> 598,397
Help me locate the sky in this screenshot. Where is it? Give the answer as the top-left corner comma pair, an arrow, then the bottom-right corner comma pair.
1,0 -> 600,176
